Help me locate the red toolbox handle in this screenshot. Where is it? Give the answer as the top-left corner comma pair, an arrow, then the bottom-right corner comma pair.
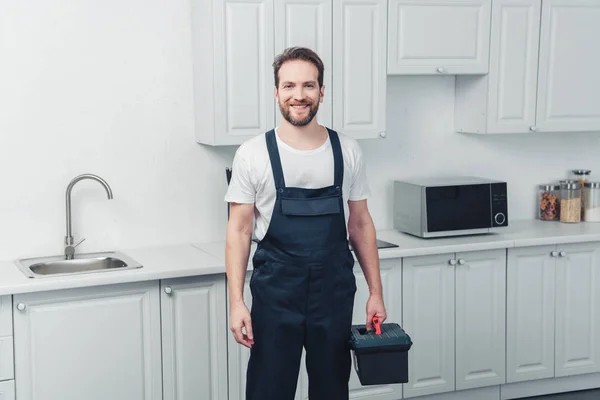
372,316 -> 382,335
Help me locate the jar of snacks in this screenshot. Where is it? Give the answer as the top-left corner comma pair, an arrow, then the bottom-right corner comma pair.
571,169 -> 591,219
560,181 -> 581,223
538,184 -> 560,221
584,182 -> 600,222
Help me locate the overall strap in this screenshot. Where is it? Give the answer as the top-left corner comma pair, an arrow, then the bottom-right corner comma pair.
265,130 -> 286,189
328,129 -> 344,188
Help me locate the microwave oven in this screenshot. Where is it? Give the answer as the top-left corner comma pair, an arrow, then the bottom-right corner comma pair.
393,176 -> 508,238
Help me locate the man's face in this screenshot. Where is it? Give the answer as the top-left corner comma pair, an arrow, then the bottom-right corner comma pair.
275,60 -> 324,127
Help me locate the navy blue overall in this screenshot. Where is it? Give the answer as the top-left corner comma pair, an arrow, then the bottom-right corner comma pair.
246,128 -> 357,400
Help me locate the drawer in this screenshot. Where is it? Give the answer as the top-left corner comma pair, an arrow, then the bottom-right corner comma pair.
0,297 -> 13,382
0,380 -> 15,400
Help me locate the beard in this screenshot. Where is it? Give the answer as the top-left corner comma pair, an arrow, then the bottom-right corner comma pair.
279,99 -> 319,126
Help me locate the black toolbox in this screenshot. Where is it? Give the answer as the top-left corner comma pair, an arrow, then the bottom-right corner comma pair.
349,318 -> 412,386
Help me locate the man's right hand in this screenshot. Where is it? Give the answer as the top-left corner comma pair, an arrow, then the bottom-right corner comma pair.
230,301 -> 254,348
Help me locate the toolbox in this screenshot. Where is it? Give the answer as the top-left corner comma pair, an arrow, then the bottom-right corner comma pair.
349,317 -> 413,386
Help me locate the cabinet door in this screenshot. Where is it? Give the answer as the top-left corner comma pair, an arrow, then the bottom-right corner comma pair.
212,0 -> 275,145
387,0 -> 491,75
506,246 -> 556,383
0,381 -> 15,400
13,282 -> 162,400
555,242 -> 600,377
0,296 -> 13,382
455,249 -> 506,390
274,0 -> 332,128
486,0 -> 541,134
161,276 -> 228,400
536,0 -> 600,132
333,0 -> 387,139
402,253 -> 455,398
296,259 -> 403,400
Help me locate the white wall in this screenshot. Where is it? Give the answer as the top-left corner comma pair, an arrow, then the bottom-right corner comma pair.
1,0 -> 599,261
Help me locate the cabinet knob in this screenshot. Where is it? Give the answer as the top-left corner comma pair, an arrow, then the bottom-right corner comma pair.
551,251 -> 558,257
17,303 -> 26,311
458,259 -> 465,265
448,259 -> 456,266
530,126 -> 538,131
437,67 -> 445,73
559,251 -> 567,257
164,286 -> 173,295
379,131 -> 387,138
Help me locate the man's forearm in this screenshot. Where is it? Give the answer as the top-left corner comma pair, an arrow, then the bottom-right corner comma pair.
225,226 -> 252,305
348,218 -> 383,297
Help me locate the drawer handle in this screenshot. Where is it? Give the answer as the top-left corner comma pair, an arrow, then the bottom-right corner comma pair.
164,286 -> 173,295
17,303 -> 26,311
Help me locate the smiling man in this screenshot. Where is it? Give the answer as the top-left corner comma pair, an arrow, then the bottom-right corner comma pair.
225,47 -> 386,400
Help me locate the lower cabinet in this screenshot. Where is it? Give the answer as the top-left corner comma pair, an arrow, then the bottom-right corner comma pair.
402,249 -> 506,398
227,259 -> 403,400
160,275 -> 228,400
13,281 -> 163,400
0,296 -> 13,382
0,381 -> 15,400
507,242 -> 600,383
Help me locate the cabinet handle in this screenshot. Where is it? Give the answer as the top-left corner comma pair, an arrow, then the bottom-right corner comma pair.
164,286 -> 173,295
530,126 -> 538,132
437,67 -> 445,73
17,303 -> 26,311
551,251 -> 558,257
379,131 -> 387,138
448,259 -> 456,266
458,259 -> 465,265
559,251 -> 567,257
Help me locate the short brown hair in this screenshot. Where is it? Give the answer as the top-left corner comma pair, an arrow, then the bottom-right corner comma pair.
273,47 -> 324,89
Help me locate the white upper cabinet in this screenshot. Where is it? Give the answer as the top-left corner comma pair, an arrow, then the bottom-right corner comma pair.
333,0 -> 388,139
535,0 -> 600,132
455,0 -> 541,134
193,0 -> 387,145
456,0 -> 600,134
274,0 -> 332,128
193,0 -> 275,146
387,0 -> 492,75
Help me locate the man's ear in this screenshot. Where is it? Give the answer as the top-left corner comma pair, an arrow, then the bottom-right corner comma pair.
274,86 -> 278,101
319,85 -> 325,103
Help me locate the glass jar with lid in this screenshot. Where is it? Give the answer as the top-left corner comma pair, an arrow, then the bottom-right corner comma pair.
571,169 -> 591,219
584,182 -> 600,222
560,181 -> 581,223
538,184 -> 560,221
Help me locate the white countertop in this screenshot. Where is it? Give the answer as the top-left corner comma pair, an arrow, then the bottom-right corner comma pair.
2,219 -> 600,296
0,244 -> 226,296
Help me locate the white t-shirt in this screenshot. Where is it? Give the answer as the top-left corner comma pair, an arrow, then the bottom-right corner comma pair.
224,128 -> 371,241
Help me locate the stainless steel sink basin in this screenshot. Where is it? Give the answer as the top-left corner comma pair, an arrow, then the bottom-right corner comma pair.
16,251 -> 143,278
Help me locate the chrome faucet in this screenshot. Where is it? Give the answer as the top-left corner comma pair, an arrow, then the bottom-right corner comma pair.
64,174 -> 113,259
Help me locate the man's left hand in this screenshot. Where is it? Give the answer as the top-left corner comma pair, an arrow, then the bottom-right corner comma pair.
365,294 -> 387,331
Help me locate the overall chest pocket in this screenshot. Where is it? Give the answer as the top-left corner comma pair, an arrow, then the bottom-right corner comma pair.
281,195 -> 341,216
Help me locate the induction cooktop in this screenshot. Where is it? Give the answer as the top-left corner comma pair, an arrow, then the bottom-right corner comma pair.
350,238 -> 399,251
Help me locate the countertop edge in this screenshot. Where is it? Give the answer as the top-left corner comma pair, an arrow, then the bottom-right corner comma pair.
4,220 -> 600,296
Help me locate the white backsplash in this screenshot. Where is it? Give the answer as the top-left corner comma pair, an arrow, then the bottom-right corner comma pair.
1,0 -> 599,261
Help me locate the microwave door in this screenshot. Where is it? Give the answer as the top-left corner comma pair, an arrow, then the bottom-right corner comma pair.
425,185 -> 492,233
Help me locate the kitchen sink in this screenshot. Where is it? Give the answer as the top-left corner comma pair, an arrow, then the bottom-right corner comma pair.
16,251 -> 143,279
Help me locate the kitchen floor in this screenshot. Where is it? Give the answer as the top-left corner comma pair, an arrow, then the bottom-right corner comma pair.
519,389 -> 600,399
